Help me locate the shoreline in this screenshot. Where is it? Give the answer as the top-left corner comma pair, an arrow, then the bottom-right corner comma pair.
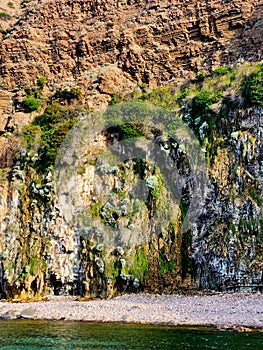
0,293 -> 262,331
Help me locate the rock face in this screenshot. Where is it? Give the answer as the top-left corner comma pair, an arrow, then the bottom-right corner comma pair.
0,0 -> 263,92
0,0 -> 262,127
194,107 -> 263,291
0,102 -> 194,299
0,0 -> 263,299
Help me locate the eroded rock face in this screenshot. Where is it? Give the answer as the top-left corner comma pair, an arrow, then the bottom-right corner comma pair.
0,122 -> 187,299
0,0 -> 262,93
0,0 -> 262,131
0,1 -> 263,299
1,103 -> 263,300
194,107 -> 263,291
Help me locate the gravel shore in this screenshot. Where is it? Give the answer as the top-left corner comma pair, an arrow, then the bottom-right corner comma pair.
0,293 -> 262,330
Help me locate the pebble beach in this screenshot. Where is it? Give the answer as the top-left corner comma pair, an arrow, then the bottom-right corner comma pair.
0,293 -> 262,330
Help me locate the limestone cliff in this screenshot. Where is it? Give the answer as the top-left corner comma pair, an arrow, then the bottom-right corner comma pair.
0,0 -> 263,299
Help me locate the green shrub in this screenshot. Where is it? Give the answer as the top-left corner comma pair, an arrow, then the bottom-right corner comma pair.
118,123 -> 144,140
37,116 -> 77,171
214,66 -> 230,75
23,102 -> 79,172
176,87 -> 195,105
0,12 -> 11,20
249,187 -> 263,206
191,90 -> 221,118
22,97 -> 41,112
37,76 -> 46,89
27,104 -> 79,172
54,86 -> 82,102
70,86 -> 82,100
23,125 -> 41,148
243,64 -> 263,107
33,102 -> 62,130
133,86 -> 179,111
88,202 -> 102,218
110,92 -> 123,105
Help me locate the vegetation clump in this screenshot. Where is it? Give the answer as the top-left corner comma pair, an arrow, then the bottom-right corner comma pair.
0,12 -> 11,20
214,66 -> 230,75
23,103 -> 79,172
22,96 -> 42,112
22,76 -> 47,112
54,86 -> 82,102
37,76 -> 47,89
243,63 -> 263,107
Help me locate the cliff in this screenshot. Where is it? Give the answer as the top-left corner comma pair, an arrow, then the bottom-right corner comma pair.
1,0 -> 263,116
0,0 -> 263,300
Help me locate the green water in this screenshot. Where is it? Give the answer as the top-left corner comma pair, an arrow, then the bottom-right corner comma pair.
0,320 -> 262,350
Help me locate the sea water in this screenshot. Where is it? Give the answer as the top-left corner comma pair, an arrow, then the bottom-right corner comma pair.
0,320 -> 262,350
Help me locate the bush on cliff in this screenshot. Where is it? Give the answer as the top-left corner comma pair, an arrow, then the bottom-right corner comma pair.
243,63 -> 263,107
23,103 -> 79,172
22,97 -> 42,112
